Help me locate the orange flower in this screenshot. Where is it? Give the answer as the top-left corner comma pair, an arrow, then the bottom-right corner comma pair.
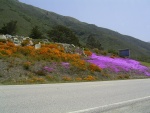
84,75 -> 96,81
7,42 -> 15,47
84,50 -> 92,56
62,76 -> 72,81
75,77 -> 82,81
88,64 -> 102,72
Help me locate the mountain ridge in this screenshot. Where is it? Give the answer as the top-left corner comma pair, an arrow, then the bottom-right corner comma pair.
0,0 -> 150,60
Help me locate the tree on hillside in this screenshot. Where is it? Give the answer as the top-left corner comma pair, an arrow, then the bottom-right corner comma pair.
86,34 -> 103,50
47,25 -> 80,46
0,20 -> 17,35
29,26 -> 43,39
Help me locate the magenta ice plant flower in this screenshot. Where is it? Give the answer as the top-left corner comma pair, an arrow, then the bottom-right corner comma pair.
61,62 -> 70,69
87,54 -> 150,76
43,66 -> 54,72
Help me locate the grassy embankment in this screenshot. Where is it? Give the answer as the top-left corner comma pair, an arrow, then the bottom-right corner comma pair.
0,41 -> 149,85
141,62 -> 150,67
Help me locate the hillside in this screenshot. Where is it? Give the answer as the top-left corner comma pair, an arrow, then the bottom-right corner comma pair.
0,0 -> 150,59
0,42 -> 149,84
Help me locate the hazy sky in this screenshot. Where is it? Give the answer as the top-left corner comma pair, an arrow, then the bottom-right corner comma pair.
19,0 -> 150,42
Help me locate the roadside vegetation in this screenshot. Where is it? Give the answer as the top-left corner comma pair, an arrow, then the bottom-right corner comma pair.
140,62 -> 150,67
0,40 -> 149,85
0,41 -> 102,84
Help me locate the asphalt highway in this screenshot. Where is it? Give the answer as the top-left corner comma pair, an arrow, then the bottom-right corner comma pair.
0,79 -> 150,113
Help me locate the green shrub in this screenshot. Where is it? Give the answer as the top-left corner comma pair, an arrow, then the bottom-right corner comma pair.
35,70 -> 46,76
23,61 -> 31,70
0,39 -> 7,43
46,75 -> 54,81
124,75 -> 130,79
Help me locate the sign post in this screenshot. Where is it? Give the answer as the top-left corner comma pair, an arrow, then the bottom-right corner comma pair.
118,49 -> 130,58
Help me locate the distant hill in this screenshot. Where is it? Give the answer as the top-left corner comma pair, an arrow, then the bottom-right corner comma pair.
0,0 -> 150,60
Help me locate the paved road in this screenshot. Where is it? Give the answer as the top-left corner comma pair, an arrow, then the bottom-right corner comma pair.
0,79 -> 150,113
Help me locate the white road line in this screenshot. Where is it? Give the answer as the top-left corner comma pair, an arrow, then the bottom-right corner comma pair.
68,96 -> 150,113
